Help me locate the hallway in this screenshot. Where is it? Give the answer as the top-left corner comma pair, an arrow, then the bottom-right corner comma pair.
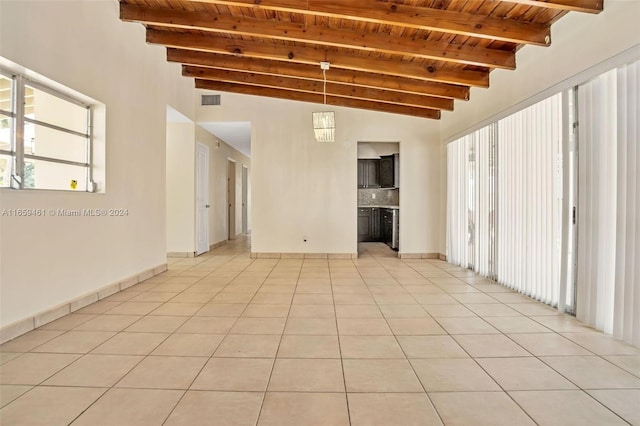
1,237 -> 638,425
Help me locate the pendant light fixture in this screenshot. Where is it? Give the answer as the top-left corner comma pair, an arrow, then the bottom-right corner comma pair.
312,61 -> 335,142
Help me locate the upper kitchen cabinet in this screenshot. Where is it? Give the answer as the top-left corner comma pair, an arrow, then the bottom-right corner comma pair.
379,154 -> 399,188
357,159 -> 380,188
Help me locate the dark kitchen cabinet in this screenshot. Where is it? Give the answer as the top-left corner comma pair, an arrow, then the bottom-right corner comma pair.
381,209 -> 393,246
371,208 -> 380,239
379,155 -> 394,188
381,208 -> 399,249
358,208 -> 371,241
380,154 -> 399,188
381,209 -> 390,244
358,207 -> 380,242
357,159 -> 380,188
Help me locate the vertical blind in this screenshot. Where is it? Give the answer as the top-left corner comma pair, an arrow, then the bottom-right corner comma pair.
473,125 -> 496,278
497,94 -> 563,306
447,58 -> 639,346
446,95 -> 562,306
577,59 -> 640,346
446,127 -> 496,276
446,135 -> 472,267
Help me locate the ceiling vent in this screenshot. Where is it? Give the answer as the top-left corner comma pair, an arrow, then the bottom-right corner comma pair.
201,94 -> 221,106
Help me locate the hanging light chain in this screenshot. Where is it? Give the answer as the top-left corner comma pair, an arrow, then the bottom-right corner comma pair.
323,68 -> 327,105
320,61 -> 330,106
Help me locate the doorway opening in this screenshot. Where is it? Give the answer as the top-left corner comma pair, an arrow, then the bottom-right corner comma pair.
356,141 -> 400,257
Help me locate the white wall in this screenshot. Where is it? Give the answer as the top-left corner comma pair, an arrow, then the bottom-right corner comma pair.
166,122 -> 196,254
195,126 -> 251,244
357,142 -> 399,159
196,91 -> 442,255
0,0 -> 195,329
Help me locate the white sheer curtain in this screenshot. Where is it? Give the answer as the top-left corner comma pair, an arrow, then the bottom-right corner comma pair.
446,136 -> 471,266
577,59 -> 640,346
496,94 -> 563,306
447,125 -> 495,275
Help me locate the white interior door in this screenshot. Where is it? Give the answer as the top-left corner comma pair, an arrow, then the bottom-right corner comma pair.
242,165 -> 248,234
196,143 -> 210,255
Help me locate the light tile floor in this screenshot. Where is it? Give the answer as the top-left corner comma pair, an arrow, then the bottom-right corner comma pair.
1,237 -> 639,425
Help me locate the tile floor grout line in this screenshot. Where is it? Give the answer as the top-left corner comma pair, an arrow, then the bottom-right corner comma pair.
2,237 -> 639,425
430,257 -> 638,425
66,387 -> 111,426
370,247 -> 598,424
158,239 -> 263,425
253,256 -> 303,426
329,256 -> 353,426
403,258 -> 582,425
111,247 -> 252,424
361,250 -> 456,426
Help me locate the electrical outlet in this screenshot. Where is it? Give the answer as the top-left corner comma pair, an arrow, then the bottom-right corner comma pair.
372,193 -> 376,199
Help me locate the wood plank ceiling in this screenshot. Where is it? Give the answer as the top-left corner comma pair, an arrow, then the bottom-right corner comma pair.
120,0 -> 602,119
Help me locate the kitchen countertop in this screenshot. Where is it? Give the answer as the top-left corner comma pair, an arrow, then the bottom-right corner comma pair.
358,205 -> 399,209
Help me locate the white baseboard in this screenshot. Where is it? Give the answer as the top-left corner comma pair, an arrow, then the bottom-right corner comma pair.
167,252 -> 195,258
250,252 -> 358,259
0,263 -> 168,344
398,253 -> 441,259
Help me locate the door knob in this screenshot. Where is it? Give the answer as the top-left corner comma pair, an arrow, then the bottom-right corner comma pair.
205,204 -> 210,208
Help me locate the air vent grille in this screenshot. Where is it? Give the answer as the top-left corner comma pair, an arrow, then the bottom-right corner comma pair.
201,94 -> 221,106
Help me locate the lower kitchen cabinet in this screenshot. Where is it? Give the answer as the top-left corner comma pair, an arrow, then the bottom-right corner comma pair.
371,208 -> 380,239
358,208 -> 371,242
381,209 -> 392,246
381,208 -> 399,250
358,207 -> 380,242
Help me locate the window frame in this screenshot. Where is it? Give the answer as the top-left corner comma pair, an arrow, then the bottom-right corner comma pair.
0,69 -> 16,187
0,67 -> 94,191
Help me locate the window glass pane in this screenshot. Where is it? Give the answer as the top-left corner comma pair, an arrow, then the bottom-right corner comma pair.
0,153 -> 13,188
0,74 -> 12,113
24,122 -> 88,164
25,159 -> 87,191
0,115 -> 11,151
26,85 -> 87,134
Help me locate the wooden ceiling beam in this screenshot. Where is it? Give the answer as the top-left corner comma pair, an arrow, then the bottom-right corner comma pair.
184,66 -> 454,110
168,49 -> 470,100
188,0 -> 551,45
148,29 -> 489,87
121,3 -> 515,69
498,0 -> 603,14
195,79 -> 442,119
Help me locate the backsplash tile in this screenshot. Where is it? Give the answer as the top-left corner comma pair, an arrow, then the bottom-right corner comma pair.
358,188 -> 399,206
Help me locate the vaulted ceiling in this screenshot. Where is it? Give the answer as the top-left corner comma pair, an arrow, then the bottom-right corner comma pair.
120,0 -> 602,119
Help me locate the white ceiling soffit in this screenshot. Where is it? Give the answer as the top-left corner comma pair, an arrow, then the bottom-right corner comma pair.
166,105 -> 192,123
199,121 -> 251,157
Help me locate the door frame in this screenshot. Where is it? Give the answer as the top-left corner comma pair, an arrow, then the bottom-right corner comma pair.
559,87 -> 579,314
195,142 -> 210,255
227,159 -> 237,240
